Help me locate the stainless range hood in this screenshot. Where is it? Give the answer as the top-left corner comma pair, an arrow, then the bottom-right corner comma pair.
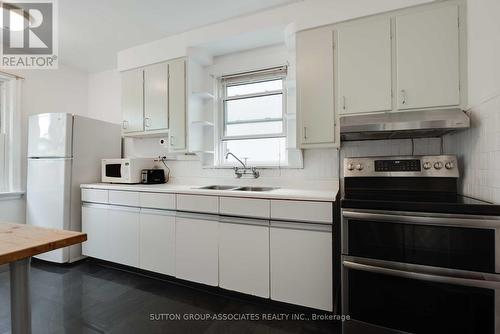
340,108 -> 470,141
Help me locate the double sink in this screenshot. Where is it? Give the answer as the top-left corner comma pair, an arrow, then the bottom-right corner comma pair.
198,185 -> 278,192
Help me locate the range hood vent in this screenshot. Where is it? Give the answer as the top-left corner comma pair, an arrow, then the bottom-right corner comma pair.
340,108 -> 470,141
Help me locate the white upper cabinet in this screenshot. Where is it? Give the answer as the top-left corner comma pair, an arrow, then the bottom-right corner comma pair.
395,5 -> 460,110
121,58 -> 187,146
144,62 -> 169,131
168,58 -> 187,151
121,69 -> 144,133
296,26 -> 337,147
337,18 -> 392,115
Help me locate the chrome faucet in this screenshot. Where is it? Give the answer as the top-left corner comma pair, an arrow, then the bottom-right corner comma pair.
225,152 -> 246,168
225,152 -> 260,179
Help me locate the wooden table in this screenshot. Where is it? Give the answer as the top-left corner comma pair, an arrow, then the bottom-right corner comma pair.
0,223 -> 86,334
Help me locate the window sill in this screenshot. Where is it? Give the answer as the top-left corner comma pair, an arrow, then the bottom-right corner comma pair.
204,164 -> 303,170
0,191 -> 24,201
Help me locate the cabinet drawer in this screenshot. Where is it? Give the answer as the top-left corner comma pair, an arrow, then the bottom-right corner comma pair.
176,194 -> 218,214
220,197 -> 270,219
108,190 -> 140,207
81,189 -> 108,203
271,200 -> 333,223
140,192 -> 175,210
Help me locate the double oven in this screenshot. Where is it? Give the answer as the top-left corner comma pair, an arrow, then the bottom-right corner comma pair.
341,156 -> 500,334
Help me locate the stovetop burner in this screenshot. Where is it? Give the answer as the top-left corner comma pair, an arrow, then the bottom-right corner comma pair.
342,155 -> 500,216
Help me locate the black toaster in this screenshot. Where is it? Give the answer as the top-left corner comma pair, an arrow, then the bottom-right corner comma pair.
141,169 -> 166,184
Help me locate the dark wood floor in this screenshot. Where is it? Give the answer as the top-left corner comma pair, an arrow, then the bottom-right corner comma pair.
0,259 -> 340,333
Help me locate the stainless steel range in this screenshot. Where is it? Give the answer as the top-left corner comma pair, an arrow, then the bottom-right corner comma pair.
341,155 -> 500,334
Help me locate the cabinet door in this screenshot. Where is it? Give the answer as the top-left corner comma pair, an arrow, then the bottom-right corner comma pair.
270,222 -> 332,311
338,18 -> 392,114
175,214 -> 218,286
296,26 -> 335,146
144,62 -> 169,131
168,58 -> 186,150
219,218 -> 269,298
139,209 -> 175,276
396,5 -> 460,110
82,203 -> 109,260
121,68 -> 144,133
107,206 -> 140,267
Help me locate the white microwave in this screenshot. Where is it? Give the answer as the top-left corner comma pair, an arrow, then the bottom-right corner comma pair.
101,158 -> 152,184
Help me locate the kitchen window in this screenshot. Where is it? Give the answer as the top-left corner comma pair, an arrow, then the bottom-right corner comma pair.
218,66 -> 288,167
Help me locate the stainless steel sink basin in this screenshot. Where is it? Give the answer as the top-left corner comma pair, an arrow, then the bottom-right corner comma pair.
198,185 -> 239,190
233,186 -> 278,192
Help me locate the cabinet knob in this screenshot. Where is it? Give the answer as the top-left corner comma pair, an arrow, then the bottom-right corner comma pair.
122,120 -> 129,130
144,117 -> 151,127
170,136 -> 175,146
342,96 -> 346,110
303,127 -> 307,140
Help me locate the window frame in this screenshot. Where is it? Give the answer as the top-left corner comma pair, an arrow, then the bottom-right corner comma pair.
0,74 -> 21,193
217,66 -> 288,167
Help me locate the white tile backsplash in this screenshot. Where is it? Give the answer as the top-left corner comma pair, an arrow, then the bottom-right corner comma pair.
445,93 -> 500,203
124,135 -> 445,191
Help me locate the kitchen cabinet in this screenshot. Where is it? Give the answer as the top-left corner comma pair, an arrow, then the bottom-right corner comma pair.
296,26 -> 337,148
121,68 -> 144,133
144,62 -> 169,131
395,5 -> 460,110
270,221 -> 332,311
120,58 -> 187,145
82,203 -> 109,260
176,194 -> 218,214
168,58 -> 187,150
106,205 -> 140,267
219,197 -> 269,219
81,186 -> 335,310
175,212 -> 218,286
337,18 -> 392,115
218,217 -> 269,298
270,200 -> 332,223
139,209 -> 175,276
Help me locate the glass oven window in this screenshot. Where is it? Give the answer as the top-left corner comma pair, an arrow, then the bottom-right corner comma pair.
348,268 -> 495,334
348,220 -> 495,273
105,164 -> 121,178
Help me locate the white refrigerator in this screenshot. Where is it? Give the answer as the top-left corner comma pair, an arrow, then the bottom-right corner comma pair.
26,113 -> 121,263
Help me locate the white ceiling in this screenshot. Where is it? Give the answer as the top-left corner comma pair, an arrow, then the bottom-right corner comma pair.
58,0 -> 300,73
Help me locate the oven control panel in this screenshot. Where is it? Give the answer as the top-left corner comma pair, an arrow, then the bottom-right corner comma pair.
344,155 -> 459,178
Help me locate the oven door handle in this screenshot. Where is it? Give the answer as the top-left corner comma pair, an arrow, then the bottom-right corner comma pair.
343,260 -> 500,290
343,210 -> 500,229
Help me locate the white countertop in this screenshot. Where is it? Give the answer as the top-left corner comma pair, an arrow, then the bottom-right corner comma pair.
80,183 -> 338,202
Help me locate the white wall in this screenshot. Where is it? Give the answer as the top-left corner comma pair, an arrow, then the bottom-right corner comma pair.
87,69 -> 121,124
444,0 -> 500,202
0,197 -> 25,223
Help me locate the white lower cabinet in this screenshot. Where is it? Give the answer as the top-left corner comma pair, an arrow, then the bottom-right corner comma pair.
218,217 -> 270,298
82,203 -> 109,259
107,205 -> 140,267
175,213 -> 219,286
270,221 -> 333,311
139,209 -> 176,276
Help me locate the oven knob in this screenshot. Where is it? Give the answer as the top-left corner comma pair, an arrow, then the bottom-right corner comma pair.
434,162 -> 443,170
445,161 -> 455,169
356,164 -> 364,171
423,162 -> 431,170
347,163 -> 355,171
